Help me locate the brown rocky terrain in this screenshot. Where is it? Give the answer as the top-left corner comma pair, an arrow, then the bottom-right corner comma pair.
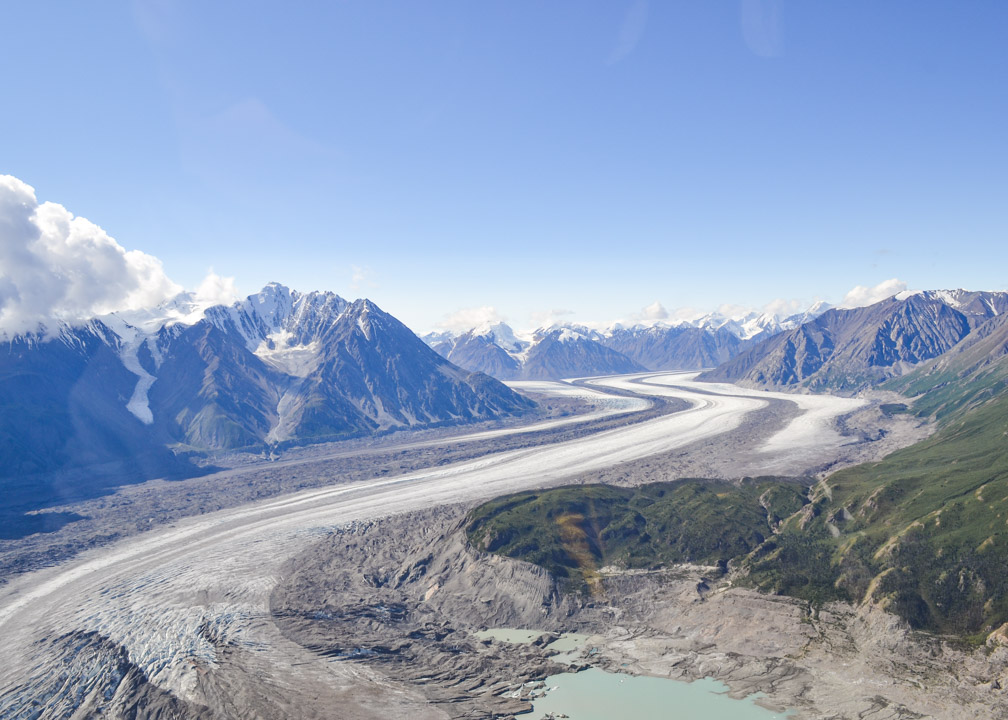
273,505 -> 1008,719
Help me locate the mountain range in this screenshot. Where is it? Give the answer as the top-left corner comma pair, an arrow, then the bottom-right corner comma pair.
0,284 -> 533,509
699,290 -> 1008,392
8,283 -> 1008,531
424,303 -> 833,380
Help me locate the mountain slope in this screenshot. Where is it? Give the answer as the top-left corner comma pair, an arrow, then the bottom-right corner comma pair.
426,301 -> 834,380
149,291 -> 536,448
883,313 -> 1008,421
700,291 -> 1008,391
148,322 -> 286,450
291,300 -> 534,440
437,328 -> 523,380
520,327 -> 646,379
601,325 -> 745,371
0,323 -> 193,517
0,286 -> 535,511
746,388 -> 1008,637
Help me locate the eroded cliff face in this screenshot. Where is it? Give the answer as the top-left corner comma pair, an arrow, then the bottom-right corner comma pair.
272,505 -> 1008,720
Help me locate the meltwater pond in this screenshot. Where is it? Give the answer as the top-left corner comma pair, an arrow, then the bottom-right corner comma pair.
530,667 -> 793,720
477,629 -> 792,719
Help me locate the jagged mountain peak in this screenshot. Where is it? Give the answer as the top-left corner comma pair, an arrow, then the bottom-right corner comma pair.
0,285 -> 535,491
344,297 -> 392,341
534,323 -> 604,342
470,321 -> 526,353
205,285 -> 350,352
699,289 -> 1008,391
3,318 -> 121,354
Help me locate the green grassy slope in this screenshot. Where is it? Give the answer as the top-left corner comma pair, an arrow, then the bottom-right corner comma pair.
747,391 -> 1008,637
466,479 -> 808,595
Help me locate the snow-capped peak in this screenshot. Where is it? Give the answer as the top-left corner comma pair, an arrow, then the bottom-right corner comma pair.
926,289 -> 971,309
556,327 -> 584,343
535,324 -> 601,344
101,290 -> 221,336
472,321 -> 526,352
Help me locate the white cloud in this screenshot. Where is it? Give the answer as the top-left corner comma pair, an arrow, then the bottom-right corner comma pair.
668,306 -> 704,322
0,175 -> 182,336
349,264 -> 376,293
761,297 -> 806,317
438,305 -> 508,333
839,278 -> 908,308
715,302 -> 752,318
617,300 -> 674,328
641,300 -> 669,320
529,308 -> 576,330
194,270 -> 240,307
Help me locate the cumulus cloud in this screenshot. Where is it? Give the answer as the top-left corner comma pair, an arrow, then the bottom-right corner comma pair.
194,270 -> 240,307
529,308 -> 576,330
438,305 -> 508,333
618,300 -> 674,327
641,300 -> 669,320
715,302 -> 752,318
761,297 -> 806,317
839,278 -> 908,308
0,175 -> 182,336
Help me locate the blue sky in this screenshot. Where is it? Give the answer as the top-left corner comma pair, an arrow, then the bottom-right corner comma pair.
3,1 -> 1006,332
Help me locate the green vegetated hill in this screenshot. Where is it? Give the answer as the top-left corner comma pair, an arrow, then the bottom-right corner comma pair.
467,379 -> 1008,640
752,324 -> 1008,639
465,480 -> 809,594
749,390 -> 1008,637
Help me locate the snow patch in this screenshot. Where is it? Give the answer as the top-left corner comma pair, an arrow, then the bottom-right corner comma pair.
118,328 -> 156,425
96,313 -> 157,424
254,330 -> 322,377
266,386 -> 304,443
931,289 -> 970,309
357,315 -> 371,340
556,327 -> 586,343
473,321 -> 527,352
107,291 -> 224,334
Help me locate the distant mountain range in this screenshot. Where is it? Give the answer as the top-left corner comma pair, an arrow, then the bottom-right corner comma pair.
0,284 -> 533,501
699,290 -> 1008,392
424,302 -> 833,380
8,283 -> 1008,527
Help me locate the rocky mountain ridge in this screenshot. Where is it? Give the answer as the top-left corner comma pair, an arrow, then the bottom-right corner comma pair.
0,285 -> 533,499
424,301 -> 833,380
699,290 -> 1008,392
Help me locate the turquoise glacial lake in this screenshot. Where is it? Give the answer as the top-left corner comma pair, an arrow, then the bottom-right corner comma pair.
530,667 -> 793,720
